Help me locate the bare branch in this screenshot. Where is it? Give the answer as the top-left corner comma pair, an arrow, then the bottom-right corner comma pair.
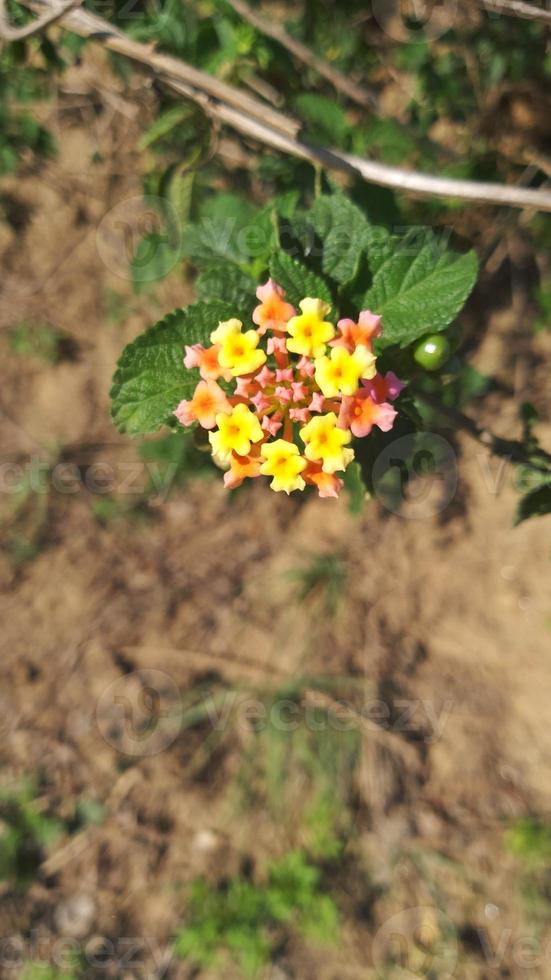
224,0 -> 455,164
0,0 -> 81,40
224,0 -> 377,108
186,94 -> 551,210
108,30 -> 300,139
16,0 -> 300,138
475,0 -> 551,25
21,0 -> 551,212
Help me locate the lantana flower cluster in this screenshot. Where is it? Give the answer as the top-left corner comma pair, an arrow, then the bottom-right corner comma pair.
174,280 -> 404,497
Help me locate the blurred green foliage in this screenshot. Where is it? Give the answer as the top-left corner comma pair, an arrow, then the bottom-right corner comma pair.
2,0 -> 549,211
174,848 -> 339,976
0,781 -> 106,890
1,465 -> 51,567
505,818 -> 551,932
0,780 -> 62,887
0,40 -> 55,174
533,281 -> 551,334
20,967 -> 77,980
288,551 -> 347,615
505,819 -> 551,868
9,320 -> 65,363
102,288 -> 135,327
235,679 -> 360,856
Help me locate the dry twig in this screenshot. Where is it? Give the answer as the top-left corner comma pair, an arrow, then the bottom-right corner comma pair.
475,0 -> 551,25
225,0 -> 377,108
0,0 -> 81,40
18,0 -> 551,212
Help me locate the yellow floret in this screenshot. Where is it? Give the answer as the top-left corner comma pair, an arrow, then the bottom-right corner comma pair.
300,413 -> 354,474
286,297 -> 335,358
211,319 -> 267,376
210,318 -> 242,345
314,344 -> 376,398
260,439 -> 307,494
209,403 -> 264,462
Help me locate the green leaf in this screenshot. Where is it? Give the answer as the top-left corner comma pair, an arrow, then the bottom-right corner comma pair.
309,192 -> 391,285
363,242 -> 479,348
139,106 -> 192,150
269,251 -> 333,312
180,193 -> 258,266
110,300 -> 233,436
520,401 -> 539,428
180,219 -> 247,266
294,93 -> 350,148
534,279 -> 551,333
163,160 -> 197,228
200,192 -> 257,225
359,117 -> 419,165
272,190 -> 300,219
196,263 -> 257,308
515,485 -> 551,526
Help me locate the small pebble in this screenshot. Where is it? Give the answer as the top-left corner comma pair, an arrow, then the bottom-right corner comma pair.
54,894 -> 95,938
